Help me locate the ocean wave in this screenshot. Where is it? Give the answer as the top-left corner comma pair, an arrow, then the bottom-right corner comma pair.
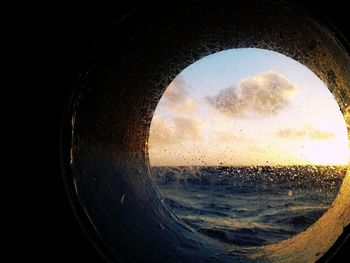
196,226 -> 294,246
152,166 -> 345,192
155,166 -> 343,246
289,205 -> 329,212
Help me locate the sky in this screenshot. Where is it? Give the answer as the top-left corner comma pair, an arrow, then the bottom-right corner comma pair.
148,48 -> 349,167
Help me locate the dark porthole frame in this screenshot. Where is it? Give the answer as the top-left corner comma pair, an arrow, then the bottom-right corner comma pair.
60,1 -> 350,262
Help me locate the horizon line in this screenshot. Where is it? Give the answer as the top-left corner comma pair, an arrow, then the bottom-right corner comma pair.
150,164 -> 349,168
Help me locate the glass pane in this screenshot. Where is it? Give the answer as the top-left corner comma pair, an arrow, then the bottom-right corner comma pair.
148,48 -> 348,247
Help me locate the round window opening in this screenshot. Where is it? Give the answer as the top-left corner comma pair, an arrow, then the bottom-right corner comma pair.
149,48 -> 348,247
65,1 -> 350,262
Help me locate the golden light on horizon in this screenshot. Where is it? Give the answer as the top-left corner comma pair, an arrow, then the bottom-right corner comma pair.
296,140 -> 349,166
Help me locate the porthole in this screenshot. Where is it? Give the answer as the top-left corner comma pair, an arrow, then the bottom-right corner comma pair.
61,1 -> 350,262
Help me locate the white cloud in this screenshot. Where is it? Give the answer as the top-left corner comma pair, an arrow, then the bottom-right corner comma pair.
158,76 -> 197,116
276,125 -> 335,140
149,116 -> 203,147
172,116 -> 203,140
207,71 -> 299,117
162,76 -> 188,104
149,116 -> 174,145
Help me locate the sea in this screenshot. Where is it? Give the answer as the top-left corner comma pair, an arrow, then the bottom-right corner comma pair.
152,165 -> 346,247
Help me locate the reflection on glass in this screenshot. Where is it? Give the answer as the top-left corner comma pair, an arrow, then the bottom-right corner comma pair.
148,48 -> 348,247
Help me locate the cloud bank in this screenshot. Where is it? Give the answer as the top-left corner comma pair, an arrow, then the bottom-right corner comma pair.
149,116 -> 203,146
207,71 -> 298,117
277,125 -> 335,140
160,76 -> 197,115
162,76 -> 188,105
